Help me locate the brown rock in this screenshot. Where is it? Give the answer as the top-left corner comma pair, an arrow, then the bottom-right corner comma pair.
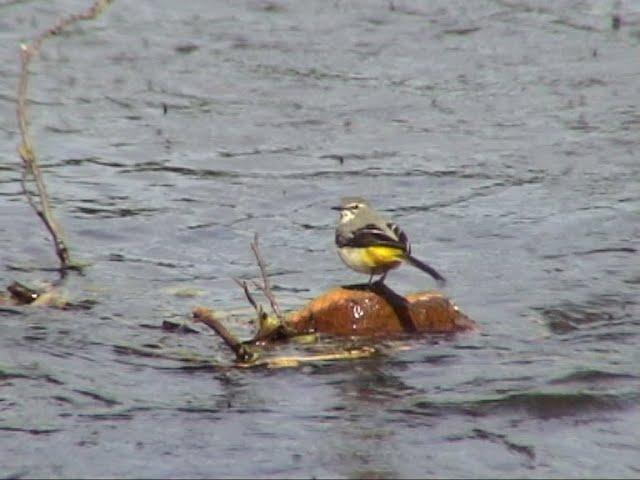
286,283 -> 476,337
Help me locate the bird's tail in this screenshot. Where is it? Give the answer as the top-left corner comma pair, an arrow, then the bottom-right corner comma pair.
404,254 -> 446,287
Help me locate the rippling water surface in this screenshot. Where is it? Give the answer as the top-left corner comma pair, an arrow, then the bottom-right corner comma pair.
1,1 -> 639,477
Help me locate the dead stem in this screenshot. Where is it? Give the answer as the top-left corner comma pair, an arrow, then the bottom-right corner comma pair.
250,233 -> 285,322
16,0 -> 114,272
233,277 -> 259,312
192,306 -> 256,363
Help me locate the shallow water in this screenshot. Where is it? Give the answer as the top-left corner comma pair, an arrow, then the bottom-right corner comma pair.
1,0 -> 639,477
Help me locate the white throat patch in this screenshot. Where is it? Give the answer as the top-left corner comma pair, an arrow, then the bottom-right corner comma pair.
339,209 -> 357,223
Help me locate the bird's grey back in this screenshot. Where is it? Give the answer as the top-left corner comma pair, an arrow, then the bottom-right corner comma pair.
336,201 -> 399,241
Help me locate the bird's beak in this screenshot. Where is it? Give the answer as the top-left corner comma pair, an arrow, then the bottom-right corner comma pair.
330,205 -> 343,211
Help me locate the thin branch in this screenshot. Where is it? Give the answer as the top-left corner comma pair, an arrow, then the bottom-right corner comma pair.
250,233 -> 284,322
192,306 -> 256,363
16,0 -> 114,272
232,276 -> 259,312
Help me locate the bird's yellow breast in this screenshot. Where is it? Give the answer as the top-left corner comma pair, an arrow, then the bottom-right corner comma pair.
337,245 -> 404,274
361,245 -> 404,266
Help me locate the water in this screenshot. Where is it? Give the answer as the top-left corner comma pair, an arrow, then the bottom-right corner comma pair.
1,0 -> 639,477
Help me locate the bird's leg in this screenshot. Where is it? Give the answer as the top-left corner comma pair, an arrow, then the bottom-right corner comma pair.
368,273 -> 374,288
377,271 -> 388,285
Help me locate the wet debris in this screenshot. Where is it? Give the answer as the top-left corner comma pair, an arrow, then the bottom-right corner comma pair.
184,235 -> 476,367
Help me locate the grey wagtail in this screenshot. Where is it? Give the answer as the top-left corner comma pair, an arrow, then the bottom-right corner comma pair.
332,197 -> 446,287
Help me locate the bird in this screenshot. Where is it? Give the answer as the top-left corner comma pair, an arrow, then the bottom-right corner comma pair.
332,196 -> 446,287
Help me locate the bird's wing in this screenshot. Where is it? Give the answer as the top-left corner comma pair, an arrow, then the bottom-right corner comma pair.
387,221 -> 411,254
336,223 -> 409,252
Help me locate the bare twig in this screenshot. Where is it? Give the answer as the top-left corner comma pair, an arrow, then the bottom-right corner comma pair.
232,277 -> 259,312
192,306 -> 256,363
250,233 -> 284,322
16,0 -> 114,272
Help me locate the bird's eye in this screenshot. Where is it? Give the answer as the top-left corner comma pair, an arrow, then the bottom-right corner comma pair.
353,204 -> 359,210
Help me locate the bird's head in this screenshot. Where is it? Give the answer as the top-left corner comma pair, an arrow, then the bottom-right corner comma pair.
331,196 -> 370,223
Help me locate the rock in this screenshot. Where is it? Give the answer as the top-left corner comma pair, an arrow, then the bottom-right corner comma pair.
286,283 -> 476,337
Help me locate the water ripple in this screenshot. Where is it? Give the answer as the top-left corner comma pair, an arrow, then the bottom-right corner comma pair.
403,391 -> 636,420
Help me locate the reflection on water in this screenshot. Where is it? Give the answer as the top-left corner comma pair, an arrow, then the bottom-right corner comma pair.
1,0 -> 639,477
